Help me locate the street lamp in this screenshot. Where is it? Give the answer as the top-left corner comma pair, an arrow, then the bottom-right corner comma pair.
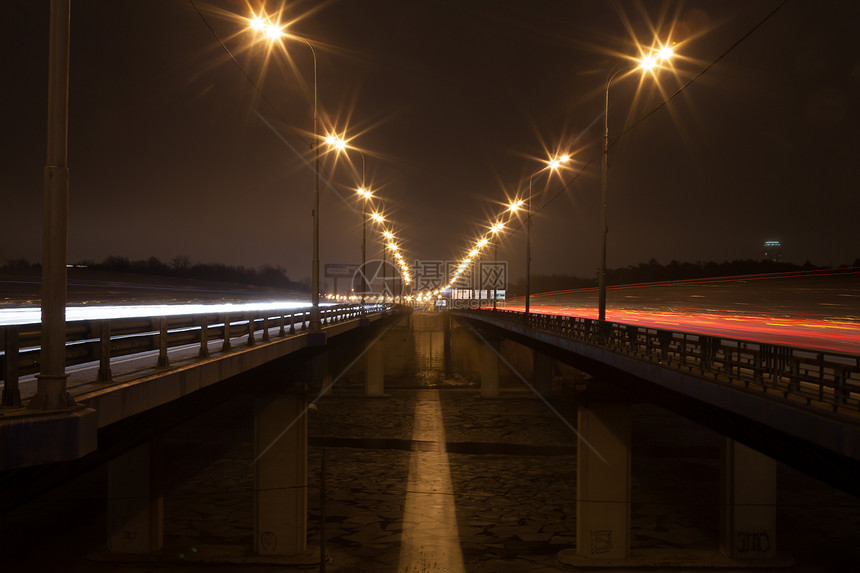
525,155 -> 569,317
356,187 -> 371,312
367,212 -> 385,303
381,230 -> 395,304
475,237 -> 489,307
28,0 -> 73,410
324,133 -> 370,314
248,15 -> 323,336
490,222 -> 504,310
599,47 -> 673,322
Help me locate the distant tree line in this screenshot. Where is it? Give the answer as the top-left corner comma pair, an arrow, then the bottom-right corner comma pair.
0,256 -> 309,292
4,256 -> 858,296
505,257 -> 860,296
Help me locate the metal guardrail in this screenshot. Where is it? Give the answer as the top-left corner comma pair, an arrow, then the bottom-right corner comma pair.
462,309 -> 860,415
0,304 -> 377,407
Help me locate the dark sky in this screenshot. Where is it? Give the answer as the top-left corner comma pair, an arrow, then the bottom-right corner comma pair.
2,0 -> 859,287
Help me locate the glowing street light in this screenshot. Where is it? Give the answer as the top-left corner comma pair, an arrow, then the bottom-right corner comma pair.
357,187 -> 373,312
248,13 -> 323,337
525,154 -> 569,316
490,221 -> 505,309
324,131 -> 369,313
599,45 -> 674,322
381,229 -> 395,304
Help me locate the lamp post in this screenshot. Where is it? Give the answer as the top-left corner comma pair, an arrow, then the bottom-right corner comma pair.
525,155 -> 569,317
357,184 -> 371,313
490,222 -> 504,310
29,0 -> 73,410
599,48 -> 673,322
325,134 -> 369,314
250,17 -> 322,335
382,230 -> 394,305
369,212 -> 385,304
474,239 -> 488,308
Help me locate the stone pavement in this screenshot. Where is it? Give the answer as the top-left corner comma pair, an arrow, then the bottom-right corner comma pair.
2,377 -> 860,572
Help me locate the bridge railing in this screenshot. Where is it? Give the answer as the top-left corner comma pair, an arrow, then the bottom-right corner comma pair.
467,309 -> 860,415
0,304 -> 377,406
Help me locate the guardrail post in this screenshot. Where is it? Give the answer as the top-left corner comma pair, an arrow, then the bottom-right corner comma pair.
834,366 -> 848,405
1,326 -> 22,407
262,316 -> 270,342
625,325 -> 637,352
247,312 -> 256,347
753,345 -> 765,384
279,314 -> 286,337
156,317 -> 169,368
222,313 -> 232,353
701,336 -> 717,370
199,317 -> 210,358
657,330 -> 672,362
680,333 -> 689,366
289,313 -> 296,334
97,320 -> 113,382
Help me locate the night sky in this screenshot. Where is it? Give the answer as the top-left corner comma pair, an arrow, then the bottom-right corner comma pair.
2,0 -> 859,289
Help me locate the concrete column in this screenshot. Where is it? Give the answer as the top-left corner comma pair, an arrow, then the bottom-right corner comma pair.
574,400 -> 631,560
366,339 -> 385,396
533,350 -> 553,397
312,351 -> 331,397
254,392 -> 307,556
480,337 -> 500,398
719,439 -> 777,560
107,442 -> 163,553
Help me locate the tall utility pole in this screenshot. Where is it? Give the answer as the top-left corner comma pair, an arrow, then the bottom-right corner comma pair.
31,0 -> 73,410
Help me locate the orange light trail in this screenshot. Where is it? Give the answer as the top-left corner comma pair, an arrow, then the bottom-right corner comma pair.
499,304 -> 860,356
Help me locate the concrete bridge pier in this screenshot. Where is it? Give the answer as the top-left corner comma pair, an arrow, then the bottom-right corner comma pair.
253,390 -> 310,558
311,351 -> 331,398
479,334 -> 500,398
569,391 -> 632,561
107,441 -> 164,553
720,439 -> 777,560
533,351 -> 553,397
366,337 -> 385,397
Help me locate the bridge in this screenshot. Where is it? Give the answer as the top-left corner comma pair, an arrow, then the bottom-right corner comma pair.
2,290 -> 859,571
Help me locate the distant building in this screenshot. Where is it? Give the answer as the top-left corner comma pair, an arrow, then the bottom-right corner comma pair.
763,240 -> 782,262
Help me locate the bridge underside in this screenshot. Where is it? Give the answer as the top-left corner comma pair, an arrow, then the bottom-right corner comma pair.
455,313 -> 860,499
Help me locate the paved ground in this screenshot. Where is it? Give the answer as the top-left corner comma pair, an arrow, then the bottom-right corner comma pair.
2,378 -> 859,572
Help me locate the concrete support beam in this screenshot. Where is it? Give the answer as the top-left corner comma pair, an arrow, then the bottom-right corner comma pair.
533,350 -> 553,397
366,339 -> 385,397
574,400 -> 631,559
480,336 -> 499,398
720,439 -> 777,560
254,392 -> 307,556
107,441 -> 163,553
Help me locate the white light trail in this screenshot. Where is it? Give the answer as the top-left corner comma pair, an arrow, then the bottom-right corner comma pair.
0,301 -> 324,326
